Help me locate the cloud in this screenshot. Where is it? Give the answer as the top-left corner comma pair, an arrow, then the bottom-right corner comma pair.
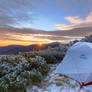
56,12 -> 92,30
0,27 -> 91,44
86,12 -> 92,23
0,0 -> 43,27
0,25 -> 92,46
65,16 -> 83,24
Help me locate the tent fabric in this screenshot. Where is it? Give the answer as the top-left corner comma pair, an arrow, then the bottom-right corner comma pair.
56,42 -> 92,90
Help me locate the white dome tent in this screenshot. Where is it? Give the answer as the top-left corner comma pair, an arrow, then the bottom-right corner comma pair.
56,42 -> 92,91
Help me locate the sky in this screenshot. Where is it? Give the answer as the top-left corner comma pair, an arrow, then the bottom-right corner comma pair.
0,0 -> 92,46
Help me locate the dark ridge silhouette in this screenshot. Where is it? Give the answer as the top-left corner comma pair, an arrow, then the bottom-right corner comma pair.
0,42 -> 62,55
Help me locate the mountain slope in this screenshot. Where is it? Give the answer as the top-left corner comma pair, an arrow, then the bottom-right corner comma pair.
0,42 -> 62,55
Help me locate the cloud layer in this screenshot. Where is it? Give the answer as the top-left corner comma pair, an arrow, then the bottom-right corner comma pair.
0,26 -> 92,46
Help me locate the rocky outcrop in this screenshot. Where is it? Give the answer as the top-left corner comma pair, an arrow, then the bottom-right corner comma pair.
81,35 -> 92,42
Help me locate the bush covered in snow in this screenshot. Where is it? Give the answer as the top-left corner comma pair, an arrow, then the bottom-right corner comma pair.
0,46 -> 68,92
20,46 -> 67,64
0,55 -> 49,92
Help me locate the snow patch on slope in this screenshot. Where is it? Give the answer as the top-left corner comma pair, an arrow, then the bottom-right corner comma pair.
27,64 -> 90,92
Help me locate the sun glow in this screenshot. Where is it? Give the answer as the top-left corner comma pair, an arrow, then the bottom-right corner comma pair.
0,32 -> 69,47
37,43 -> 43,47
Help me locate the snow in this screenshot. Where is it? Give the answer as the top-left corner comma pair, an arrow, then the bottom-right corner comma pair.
27,64 -> 91,92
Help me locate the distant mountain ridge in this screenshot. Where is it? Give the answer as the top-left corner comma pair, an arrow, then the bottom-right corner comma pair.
0,42 -> 62,55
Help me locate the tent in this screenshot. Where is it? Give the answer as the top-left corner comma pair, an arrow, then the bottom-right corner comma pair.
56,42 -> 92,91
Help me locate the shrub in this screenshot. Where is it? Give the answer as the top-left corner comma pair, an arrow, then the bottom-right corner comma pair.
38,51 -> 57,64
38,47 -> 67,64
0,55 -> 49,92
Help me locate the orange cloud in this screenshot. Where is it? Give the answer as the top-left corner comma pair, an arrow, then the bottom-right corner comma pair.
0,40 -> 33,47
56,12 -> 92,30
0,32 -> 55,46
56,24 -> 74,30
86,12 -> 92,23
65,16 -> 83,24
0,26 -> 90,46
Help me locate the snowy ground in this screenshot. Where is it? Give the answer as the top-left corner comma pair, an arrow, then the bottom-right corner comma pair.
26,64 -> 91,92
